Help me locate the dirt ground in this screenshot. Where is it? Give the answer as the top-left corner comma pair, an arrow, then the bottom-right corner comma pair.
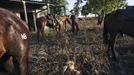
29,18 -> 134,75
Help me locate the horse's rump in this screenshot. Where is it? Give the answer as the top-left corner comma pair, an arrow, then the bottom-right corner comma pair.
0,8 -> 29,75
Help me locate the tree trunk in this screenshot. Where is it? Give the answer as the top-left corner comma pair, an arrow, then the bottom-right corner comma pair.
97,10 -> 105,25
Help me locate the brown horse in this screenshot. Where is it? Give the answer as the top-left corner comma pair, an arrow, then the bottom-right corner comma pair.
36,16 -> 46,41
0,8 -> 29,75
55,15 -> 71,31
36,14 -> 59,41
103,7 -> 134,60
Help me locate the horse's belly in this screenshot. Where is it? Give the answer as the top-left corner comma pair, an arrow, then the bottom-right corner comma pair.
123,31 -> 134,37
121,23 -> 134,37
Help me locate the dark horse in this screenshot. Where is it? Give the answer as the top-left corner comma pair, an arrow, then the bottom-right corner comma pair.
103,7 -> 134,60
36,14 -> 59,40
0,8 -> 29,75
70,15 -> 79,32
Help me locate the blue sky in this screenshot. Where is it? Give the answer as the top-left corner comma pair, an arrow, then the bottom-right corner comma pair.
67,0 -> 134,11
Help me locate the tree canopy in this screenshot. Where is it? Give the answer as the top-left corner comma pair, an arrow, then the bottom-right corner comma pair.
70,0 -> 83,15
81,0 -> 127,16
70,0 -> 128,24
48,0 -> 67,15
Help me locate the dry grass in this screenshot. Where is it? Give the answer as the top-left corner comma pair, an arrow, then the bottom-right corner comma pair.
29,17 -> 134,75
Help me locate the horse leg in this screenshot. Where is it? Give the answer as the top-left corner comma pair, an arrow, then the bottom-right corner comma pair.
0,53 -> 12,74
71,23 -> 75,33
37,31 -> 40,42
37,29 -> 44,42
64,22 -> 67,31
12,50 -> 28,75
58,24 -> 61,32
4,57 -> 14,74
37,30 -> 43,42
107,41 -> 110,55
55,27 -> 57,32
41,23 -> 46,38
41,29 -> 44,39
108,33 -> 117,61
75,23 -> 79,32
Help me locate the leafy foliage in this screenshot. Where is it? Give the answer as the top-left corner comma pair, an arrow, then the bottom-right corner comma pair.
48,0 -> 67,15
49,0 -> 66,4
70,0 -> 84,15
81,2 -> 91,16
79,0 -> 127,24
81,0 -> 127,15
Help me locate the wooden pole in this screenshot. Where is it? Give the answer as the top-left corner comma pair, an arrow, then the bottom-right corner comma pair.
22,0 -> 28,23
33,11 -> 37,32
47,3 -> 50,14
64,6 -> 66,15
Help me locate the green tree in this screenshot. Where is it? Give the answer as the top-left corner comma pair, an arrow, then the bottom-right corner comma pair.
81,2 -> 91,16
48,0 -> 67,15
81,0 -> 127,24
70,0 -> 84,15
49,0 -> 66,4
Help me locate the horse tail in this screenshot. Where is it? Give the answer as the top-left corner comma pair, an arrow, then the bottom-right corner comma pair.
103,15 -> 109,44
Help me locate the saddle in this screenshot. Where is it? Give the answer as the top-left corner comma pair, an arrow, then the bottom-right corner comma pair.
46,14 -> 57,28
46,19 -> 55,28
